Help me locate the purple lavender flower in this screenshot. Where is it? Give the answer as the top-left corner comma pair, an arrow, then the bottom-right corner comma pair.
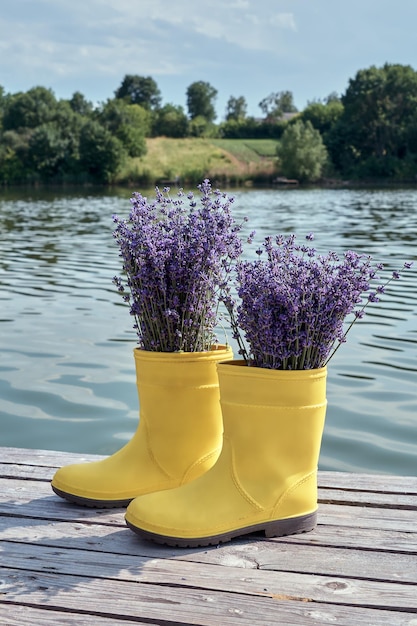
228,234 -> 409,370
112,180 -> 243,352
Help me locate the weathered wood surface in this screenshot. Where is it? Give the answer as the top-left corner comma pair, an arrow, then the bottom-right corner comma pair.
0,447 -> 416,625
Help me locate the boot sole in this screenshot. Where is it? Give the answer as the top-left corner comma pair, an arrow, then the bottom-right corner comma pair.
51,485 -> 132,508
125,511 -> 317,547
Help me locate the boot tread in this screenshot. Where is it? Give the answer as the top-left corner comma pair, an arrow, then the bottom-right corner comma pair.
125,511 -> 317,548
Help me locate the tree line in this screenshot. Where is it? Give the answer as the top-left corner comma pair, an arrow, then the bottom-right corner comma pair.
1,63 -> 417,185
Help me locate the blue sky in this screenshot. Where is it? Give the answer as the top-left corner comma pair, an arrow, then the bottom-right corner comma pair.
1,0 -> 417,120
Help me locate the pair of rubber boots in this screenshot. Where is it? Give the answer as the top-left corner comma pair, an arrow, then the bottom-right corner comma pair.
52,346 -> 327,547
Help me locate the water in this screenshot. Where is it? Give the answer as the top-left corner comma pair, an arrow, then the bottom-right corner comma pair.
1,186 -> 416,475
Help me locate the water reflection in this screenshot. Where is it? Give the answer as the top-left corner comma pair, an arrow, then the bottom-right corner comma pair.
0,186 -> 416,474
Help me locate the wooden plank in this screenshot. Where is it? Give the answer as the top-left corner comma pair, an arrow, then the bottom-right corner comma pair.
319,503 -> 417,532
0,478 -> 125,525
0,463 -> 55,481
0,447 -> 103,467
2,447 -> 417,625
2,512 -> 417,555
2,464 -> 417,511
2,487 -> 417,535
1,482 -> 417,534
1,513 -> 417,586
0,567 -> 415,626
2,542 -> 417,610
0,605 -> 152,626
278,524 -> 417,553
247,541 -> 417,583
319,488 -> 417,509
318,471 -> 417,493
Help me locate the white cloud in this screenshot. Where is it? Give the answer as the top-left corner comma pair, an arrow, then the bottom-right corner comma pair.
0,0 -> 300,95
76,0 -> 298,53
270,12 -> 297,31
2,0 -> 417,116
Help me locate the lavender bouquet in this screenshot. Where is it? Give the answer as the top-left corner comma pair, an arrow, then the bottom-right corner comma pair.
112,180 -> 243,352
226,233 -> 411,370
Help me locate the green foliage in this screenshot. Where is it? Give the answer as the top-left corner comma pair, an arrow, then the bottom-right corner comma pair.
188,115 -> 219,138
0,128 -> 32,182
328,63 -> 417,178
0,85 -> 8,121
186,81 -> 218,122
300,99 -> 344,138
79,120 -> 127,182
225,96 -> 247,121
27,122 -> 76,179
98,99 -> 149,157
3,64 -> 417,185
22,102 -> 82,180
220,116 -> 287,139
152,103 -> 189,137
115,75 -> 161,110
259,91 -> 298,120
68,91 -> 94,116
1,97 -> 86,182
2,87 -> 57,130
0,144 -> 26,183
277,120 -> 328,182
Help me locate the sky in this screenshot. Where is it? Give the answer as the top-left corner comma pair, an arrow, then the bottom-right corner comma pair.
1,0 -> 417,120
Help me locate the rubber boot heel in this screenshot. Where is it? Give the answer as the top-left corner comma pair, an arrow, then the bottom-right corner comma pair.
264,511 -> 317,538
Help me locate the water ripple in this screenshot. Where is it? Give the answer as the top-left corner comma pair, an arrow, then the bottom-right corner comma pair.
1,187 -> 416,473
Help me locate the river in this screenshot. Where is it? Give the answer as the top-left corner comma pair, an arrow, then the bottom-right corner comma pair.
1,185 -> 416,475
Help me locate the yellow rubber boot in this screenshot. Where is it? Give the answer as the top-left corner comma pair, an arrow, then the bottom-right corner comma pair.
125,361 -> 327,546
51,345 -> 232,507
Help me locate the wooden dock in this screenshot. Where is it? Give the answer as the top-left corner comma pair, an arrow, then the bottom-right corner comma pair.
1,447 -> 416,625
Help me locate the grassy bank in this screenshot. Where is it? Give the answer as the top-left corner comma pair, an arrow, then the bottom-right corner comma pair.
117,137 -> 280,186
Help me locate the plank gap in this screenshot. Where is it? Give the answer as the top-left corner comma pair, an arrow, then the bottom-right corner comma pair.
320,486 -> 417,496
0,512 -> 125,527
0,600 -> 191,625
318,498 -> 417,511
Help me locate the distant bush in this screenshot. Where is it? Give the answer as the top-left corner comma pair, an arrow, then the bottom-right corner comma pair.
277,120 -> 328,182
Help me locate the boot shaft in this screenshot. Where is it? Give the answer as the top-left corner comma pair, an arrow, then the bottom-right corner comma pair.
217,361 -> 327,508
134,346 -> 233,479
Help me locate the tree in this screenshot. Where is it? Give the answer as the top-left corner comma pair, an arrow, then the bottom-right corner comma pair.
152,103 -> 188,137
0,97 -> 84,182
328,63 -> 417,177
2,86 -> 57,130
188,115 -> 217,137
115,75 -> 161,110
79,120 -> 126,182
300,99 -> 344,138
0,131 -> 28,183
324,91 -> 341,104
26,102 -> 83,178
225,96 -> 247,121
186,81 -> 217,122
27,123 -> 70,178
68,91 -> 94,116
259,91 -> 298,120
98,99 -> 149,157
277,120 -> 328,182
0,85 -> 8,118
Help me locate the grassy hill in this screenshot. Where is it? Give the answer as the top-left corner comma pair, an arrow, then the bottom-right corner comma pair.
117,137 -> 280,187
